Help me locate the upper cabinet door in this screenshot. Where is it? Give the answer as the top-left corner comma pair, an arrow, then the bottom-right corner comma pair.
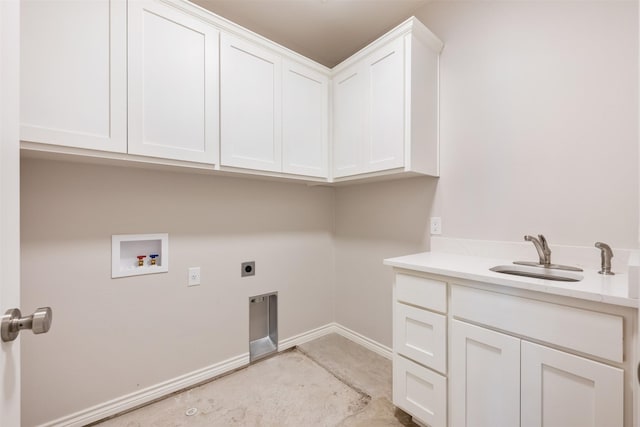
220,34 -> 282,172
282,60 -> 328,177
20,0 -> 127,152
128,0 -> 219,164
332,37 -> 407,179
331,19 -> 441,181
364,37 -> 405,173
332,64 -> 364,178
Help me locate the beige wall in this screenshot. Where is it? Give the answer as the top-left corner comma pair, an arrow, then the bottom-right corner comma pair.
333,177 -> 436,346
416,0 -> 638,248
20,158 -> 335,426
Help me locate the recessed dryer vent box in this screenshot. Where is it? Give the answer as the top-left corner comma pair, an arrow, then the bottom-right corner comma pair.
112,233 -> 169,278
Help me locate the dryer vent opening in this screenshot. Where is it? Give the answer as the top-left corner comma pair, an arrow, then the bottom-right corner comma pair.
249,292 -> 278,362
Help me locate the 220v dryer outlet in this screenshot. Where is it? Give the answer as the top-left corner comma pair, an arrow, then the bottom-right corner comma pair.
242,261 -> 255,277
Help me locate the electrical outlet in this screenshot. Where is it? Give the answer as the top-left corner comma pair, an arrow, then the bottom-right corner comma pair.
430,217 -> 442,235
188,267 -> 201,286
241,261 -> 255,277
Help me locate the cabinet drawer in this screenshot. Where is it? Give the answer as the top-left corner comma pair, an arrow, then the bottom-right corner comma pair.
396,273 -> 446,313
451,285 -> 624,363
393,354 -> 447,427
394,302 -> 446,374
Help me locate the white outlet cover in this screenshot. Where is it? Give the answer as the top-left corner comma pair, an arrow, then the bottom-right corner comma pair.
430,217 -> 442,235
188,267 -> 201,287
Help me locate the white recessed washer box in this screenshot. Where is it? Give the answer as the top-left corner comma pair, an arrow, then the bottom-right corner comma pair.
112,233 -> 169,278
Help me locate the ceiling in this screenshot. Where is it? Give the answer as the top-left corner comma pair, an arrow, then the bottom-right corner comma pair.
191,0 -> 431,68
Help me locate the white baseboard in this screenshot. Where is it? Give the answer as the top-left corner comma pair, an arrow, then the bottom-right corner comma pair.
40,323 -> 388,426
39,353 -> 249,427
278,322 -> 391,360
331,323 -> 392,360
278,323 -> 335,350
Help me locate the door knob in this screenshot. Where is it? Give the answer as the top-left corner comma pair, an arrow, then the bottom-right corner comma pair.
1,307 -> 52,342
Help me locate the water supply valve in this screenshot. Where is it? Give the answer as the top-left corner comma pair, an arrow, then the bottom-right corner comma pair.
149,254 -> 159,266
137,255 -> 146,267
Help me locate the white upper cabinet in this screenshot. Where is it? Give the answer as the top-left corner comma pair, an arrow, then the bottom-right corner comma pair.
220,33 -> 282,172
20,1 -> 440,184
220,35 -> 329,177
282,60 -> 329,177
333,37 -> 405,178
331,18 -> 443,180
20,0 -> 127,152
365,37 -> 405,172
332,64 -> 365,177
128,0 -> 219,164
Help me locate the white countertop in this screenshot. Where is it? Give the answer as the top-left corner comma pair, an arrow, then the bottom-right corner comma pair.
384,251 -> 638,308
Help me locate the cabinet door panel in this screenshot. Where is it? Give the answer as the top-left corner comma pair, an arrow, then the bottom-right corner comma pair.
450,320 -> 520,427
128,0 -> 218,164
332,65 -> 364,178
282,60 -> 328,177
394,302 -> 446,374
365,37 -> 405,172
393,355 -> 447,427
221,34 -> 282,172
521,341 -> 623,427
21,0 -> 126,152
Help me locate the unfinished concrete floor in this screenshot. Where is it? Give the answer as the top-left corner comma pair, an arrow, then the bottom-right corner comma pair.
95,333 -> 416,426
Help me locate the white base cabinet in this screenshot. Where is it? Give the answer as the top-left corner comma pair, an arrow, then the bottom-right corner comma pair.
450,319 -> 623,427
391,272 -> 632,427
393,273 -> 448,427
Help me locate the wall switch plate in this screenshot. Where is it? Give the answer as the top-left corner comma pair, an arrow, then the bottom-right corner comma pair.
188,267 -> 201,286
241,261 -> 255,277
430,217 -> 442,235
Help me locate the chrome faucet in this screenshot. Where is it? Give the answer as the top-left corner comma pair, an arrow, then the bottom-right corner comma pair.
524,234 -> 551,267
595,242 -> 614,275
514,234 -> 582,272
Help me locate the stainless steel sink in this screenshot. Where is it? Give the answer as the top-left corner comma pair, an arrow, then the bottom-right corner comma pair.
490,265 -> 583,282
